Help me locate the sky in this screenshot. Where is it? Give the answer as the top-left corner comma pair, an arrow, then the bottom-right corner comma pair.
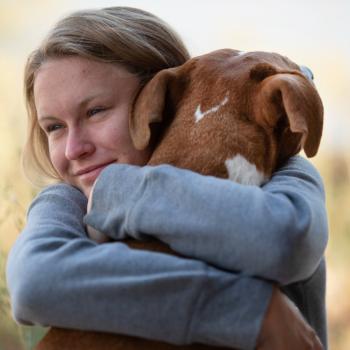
1,0 -> 350,153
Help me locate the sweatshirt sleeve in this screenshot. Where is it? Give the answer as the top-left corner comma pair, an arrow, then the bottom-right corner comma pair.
84,156 -> 328,285
6,183 -> 273,350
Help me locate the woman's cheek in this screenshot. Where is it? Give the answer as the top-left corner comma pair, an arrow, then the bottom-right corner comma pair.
48,140 -> 67,179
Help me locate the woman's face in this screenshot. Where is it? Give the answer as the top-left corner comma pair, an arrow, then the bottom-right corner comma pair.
34,56 -> 151,196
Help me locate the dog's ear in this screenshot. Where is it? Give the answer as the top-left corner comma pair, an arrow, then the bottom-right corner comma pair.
255,72 -> 323,164
129,67 -> 185,150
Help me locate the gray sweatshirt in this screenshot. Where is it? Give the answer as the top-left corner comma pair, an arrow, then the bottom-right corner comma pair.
6,156 -> 328,349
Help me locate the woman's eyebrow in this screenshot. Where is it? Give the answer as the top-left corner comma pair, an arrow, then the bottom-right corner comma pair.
38,115 -> 59,123
78,93 -> 105,106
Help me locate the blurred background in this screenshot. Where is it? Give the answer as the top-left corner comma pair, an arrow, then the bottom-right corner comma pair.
1,0 -> 349,348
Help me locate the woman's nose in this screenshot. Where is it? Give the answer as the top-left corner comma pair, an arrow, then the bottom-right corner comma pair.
65,129 -> 95,160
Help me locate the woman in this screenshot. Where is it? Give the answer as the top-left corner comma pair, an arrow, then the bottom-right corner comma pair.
6,6 -> 327,350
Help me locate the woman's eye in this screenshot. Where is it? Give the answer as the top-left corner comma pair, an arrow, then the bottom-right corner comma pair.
87,107 -> 106,117
46,124 -> 63,133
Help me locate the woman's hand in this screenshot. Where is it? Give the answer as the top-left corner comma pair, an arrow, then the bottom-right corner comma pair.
257,287 -> 323,350
86,180 -> 111,243
86,180 -> 96,212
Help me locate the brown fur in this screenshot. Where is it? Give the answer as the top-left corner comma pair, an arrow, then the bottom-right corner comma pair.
131,49 -> 323,177
36,49 -> 323,350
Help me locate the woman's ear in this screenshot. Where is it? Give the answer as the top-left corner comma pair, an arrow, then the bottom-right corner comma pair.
129,67 -> 184,151
255,73 -> 323,164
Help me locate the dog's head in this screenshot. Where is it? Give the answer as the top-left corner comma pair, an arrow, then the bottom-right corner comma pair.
129,49 -> 323,184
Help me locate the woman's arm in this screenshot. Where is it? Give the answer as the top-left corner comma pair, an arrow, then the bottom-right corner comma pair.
6,183 -> 273,350
85,156 -> 328,285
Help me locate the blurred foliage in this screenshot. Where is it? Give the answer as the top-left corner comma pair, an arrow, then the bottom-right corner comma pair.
314,153 -> 350,350
0,249 -> 23,350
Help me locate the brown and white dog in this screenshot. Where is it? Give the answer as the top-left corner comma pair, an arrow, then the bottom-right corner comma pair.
132,49 -> 322,183
36,49 -> 323,350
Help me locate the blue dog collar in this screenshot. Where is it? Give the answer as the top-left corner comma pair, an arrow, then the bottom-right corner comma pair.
299,65 -> 314,81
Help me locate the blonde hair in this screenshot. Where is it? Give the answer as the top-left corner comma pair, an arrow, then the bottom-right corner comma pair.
23,6 -> 190,186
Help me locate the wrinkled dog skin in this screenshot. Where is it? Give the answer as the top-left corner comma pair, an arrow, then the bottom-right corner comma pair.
37,49 -> 323,350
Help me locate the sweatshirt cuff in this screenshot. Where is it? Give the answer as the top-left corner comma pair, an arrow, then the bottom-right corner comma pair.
83,164 -> 147,239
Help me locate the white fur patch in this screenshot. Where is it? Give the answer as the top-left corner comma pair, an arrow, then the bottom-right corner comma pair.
194,93 -> 229,123
225,154 -> 268,186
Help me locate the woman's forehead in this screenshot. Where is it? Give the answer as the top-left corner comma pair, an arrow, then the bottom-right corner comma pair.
35,56 -> 136,83
34,57 -> 139,116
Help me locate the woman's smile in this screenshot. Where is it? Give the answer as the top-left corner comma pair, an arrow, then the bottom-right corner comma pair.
74,161 -> 117,185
